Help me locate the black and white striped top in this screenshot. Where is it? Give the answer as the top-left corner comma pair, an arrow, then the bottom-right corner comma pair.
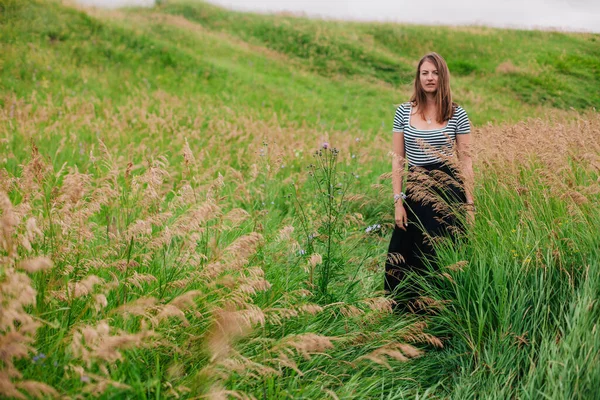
392,102 -> 471,166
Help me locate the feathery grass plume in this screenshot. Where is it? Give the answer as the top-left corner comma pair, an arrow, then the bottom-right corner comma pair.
439,272 -> 455,284
172,201 -> 221,235
222,208 -> 251,227
21,217 -> 43,253
359,297 -> 394,314
125,272 -> 157,289
413,296 -> 449,312
405,167 -> 455,220
207,172 -> 226,201
386,252 -> 405,267
205,308 -> 256,363
131,158 -> 171,208
339,304 -> 365,318
324,388 -> 340,400
0,261 -> 57,399
14,381 -> 59,399
0,170 -> 14,193
272,333 -> 335,360
204,232 -> 264,278
238,276 -> 272,296
154,290 -> 204,327
218,353 -> 279,379
56,167 -> 92,205
18,143 -> 50,202
71,321 -> 157,367
356,342 -> 422,369
52,275 -> 104,301
168,290 -> 203,310
206,383 -> 255,400
93,294 -> 108,313
445,260 -> 469,272
1,373 -> 59,400
164,382 -> 192,399
277,225 -> 295,242
264,307 -> 299,326
308,253 -> 322,268
401,322 -> 444,349
112,297 -> 159,321
296,303 -> 324,315
171,182 -> 197,209
182,137 -> 196,167
0,191 -> 19,256
17,256 -> 53,273
68,365 -> 130,397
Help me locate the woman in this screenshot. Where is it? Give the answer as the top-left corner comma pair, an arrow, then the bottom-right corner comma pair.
384,52 -> 475,313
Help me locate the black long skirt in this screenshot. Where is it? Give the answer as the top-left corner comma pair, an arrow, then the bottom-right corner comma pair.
384,161 -> 466,311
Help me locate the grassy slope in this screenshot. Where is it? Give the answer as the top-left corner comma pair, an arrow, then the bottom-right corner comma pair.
2,0 -> 600,131
1,1 -> 599,399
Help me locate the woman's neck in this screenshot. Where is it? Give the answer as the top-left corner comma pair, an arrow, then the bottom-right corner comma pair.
424,94 -> 436,110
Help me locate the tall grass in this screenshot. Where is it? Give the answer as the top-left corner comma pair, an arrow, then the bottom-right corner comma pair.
1,0 -> 599,398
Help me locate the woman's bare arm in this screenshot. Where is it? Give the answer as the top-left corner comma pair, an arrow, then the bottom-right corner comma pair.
392,132 -> 407,200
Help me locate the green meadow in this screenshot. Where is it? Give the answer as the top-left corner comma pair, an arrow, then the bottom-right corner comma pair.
1,0 -> 599,398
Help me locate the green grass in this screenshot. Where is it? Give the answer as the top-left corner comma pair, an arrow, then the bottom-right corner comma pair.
1,0 -> 599,399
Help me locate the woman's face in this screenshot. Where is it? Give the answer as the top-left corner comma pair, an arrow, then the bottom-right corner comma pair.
419,60 -> 439,94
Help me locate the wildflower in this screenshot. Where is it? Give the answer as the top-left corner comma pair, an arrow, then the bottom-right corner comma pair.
365,224 -> 381,233
351,154 -> 356,159
322,142 -> 329,149
32,353 -> 46,364
298,249 -> 306,256
355,137 -> 360,142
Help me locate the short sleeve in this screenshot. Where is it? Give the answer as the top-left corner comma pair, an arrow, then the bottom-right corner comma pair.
455,106 -> 471,135
392,104 -> 406,133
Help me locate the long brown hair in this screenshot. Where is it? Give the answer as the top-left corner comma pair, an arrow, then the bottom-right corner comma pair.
410,52 -> 455,123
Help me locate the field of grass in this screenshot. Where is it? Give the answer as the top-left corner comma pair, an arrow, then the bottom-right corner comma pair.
1,0 -> 599,398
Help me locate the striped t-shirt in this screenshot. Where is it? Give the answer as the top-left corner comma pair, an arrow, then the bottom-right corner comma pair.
392,102 -> 471,166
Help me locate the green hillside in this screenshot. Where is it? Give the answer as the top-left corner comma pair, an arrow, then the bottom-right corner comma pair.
1,1 -> 599,399
2,0 -> 600,131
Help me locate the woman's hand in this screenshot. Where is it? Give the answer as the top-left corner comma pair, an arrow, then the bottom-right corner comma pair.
395,203 -> 408,230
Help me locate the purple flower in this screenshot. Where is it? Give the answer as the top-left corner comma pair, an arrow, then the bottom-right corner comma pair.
322,142 -> 329,149
365,224 -> 381,233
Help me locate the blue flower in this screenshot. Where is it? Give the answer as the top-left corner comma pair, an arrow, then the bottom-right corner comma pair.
32,353 -> 46,364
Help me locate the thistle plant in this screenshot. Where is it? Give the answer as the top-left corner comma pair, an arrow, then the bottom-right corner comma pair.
296,142 -> 356,300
